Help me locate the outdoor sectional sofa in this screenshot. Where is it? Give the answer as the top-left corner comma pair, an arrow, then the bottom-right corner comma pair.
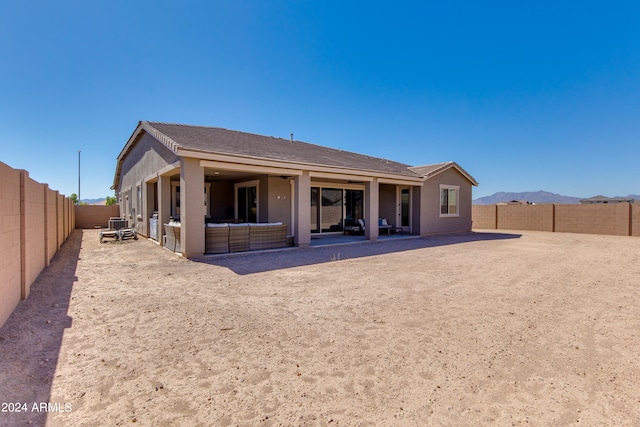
163,223 -> 182,253
164,222 -> 289,255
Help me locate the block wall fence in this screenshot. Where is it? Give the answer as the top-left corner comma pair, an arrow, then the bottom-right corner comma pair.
0,161 -> 75,328
473,203 -> 640,237
75,205 -> 121,229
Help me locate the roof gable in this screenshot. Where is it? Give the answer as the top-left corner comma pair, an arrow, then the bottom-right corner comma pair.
410,161 -> 478,186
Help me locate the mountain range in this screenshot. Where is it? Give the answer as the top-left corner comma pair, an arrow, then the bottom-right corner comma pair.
81,198 -> 107,205
473,191 -> 640,205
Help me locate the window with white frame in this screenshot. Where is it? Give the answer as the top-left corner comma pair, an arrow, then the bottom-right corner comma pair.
171,182 -> 211,220
440,185 -> 459,216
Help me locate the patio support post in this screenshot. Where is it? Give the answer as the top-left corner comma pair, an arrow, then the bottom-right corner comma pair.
157,174 -> 171,247
365,178 -> 379,241
294,171 -> 311,247
180,157 -> 205,258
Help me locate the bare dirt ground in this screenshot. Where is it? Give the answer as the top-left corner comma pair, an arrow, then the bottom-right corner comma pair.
1,229 -> 640,426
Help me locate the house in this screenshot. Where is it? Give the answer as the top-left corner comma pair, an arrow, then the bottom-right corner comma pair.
580,195 -> 635,204
496,200 -> 533,205
111,121 -> 478,258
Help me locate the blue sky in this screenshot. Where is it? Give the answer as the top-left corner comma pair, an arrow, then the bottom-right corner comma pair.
2,1 -> 639,200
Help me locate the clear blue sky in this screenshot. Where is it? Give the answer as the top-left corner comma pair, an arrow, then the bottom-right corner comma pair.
2,0 -> 639,200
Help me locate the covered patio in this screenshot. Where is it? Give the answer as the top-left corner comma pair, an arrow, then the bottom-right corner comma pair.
139,159 -> 423,257
113,122 -> 476,259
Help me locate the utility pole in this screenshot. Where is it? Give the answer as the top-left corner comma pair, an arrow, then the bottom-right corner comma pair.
78,150 -> 81,203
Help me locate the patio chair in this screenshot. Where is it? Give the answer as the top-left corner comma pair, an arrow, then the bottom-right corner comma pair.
119,228 -> 138,241
378,218 -> 393,236
100,229 -> 120,243
343,219 -> 361,235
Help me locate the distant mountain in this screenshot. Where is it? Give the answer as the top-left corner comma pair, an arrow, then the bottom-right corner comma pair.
81,198 -> 107,205
473,191 -> 581,205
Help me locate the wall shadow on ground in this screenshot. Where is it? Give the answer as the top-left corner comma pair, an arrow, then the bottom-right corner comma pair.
194,232 -> 522,275
0,230 -> 81,426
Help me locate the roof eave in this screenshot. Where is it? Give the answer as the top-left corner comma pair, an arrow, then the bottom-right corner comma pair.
177,147 -> 424,182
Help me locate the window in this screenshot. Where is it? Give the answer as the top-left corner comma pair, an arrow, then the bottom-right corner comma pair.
171,182 -> 181,219
171,182 -> 211,220
440,185 -> 459,217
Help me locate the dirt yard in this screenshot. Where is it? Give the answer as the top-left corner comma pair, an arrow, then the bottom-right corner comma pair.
1,229 -> 640,426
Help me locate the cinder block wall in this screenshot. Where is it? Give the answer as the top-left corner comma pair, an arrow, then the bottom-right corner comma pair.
498,204 -> 554,232
0,161 -> 74,328
555,204 -> 630,236
472,205 -> 497,229
632,204 -> 640,237
75,205 -> 121,229
0,163 -> 23,329
23,175 -> 46,299
46,188 -> 58,264
473,202 -> 636,237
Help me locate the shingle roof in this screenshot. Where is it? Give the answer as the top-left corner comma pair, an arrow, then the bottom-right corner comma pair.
113,121 -> 478,189
410,161 -> 478,186
144,121 -> 419,177
580,195 -> 634,203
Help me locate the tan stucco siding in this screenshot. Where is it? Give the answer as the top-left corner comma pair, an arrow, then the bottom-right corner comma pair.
267,177 -> 293,232
379,184 -> 396,225
419,168 -> 473,235
118,133 -> 179,193
117,133 -> 179,234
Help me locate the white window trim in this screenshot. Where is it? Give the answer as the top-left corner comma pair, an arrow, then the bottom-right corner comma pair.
439,184 -> 459,217
310,185 -> 366,234
171,181 -> 212,219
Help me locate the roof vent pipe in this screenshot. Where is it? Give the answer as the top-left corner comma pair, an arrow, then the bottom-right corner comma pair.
290,133 -> 293,142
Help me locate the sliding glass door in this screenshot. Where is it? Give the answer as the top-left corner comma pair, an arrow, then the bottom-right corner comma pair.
311,187 -> 364,233
345,189 -> 363,228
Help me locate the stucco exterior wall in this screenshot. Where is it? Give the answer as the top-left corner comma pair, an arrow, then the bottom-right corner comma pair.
267,176 -> 292,229
411,186 -> 421,235
209,181 -> 234,221
420,168 -> 473,235
0,162 -> 74,328
117,133 -> 179,234
379,184 -> 396,225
